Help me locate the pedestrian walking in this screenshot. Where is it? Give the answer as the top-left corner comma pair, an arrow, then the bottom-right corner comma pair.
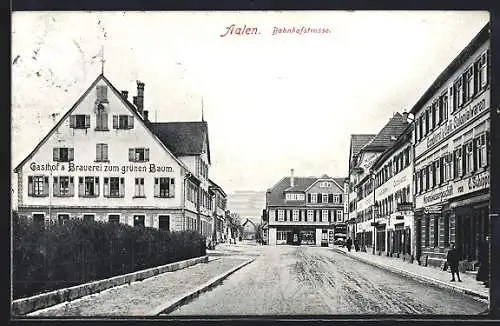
447,242 -> 462,282
476,236 -> 489,287
354,239 -> 360,252
346,237 -> 353,252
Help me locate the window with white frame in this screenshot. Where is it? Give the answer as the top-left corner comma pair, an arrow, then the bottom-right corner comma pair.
96,143 -> 108,162
320,182 -> 331,188
307,210 -> 314,222
134,178 -> 145,197
292,209 -> 299,222
53,147 -> 74,162
476,133 -> 487,168
129,148 -> 149,162
104,177 -> 124,197
321,210 -> 328,222
154,177 -> 175,198
322,194 -> 328,203
333,194 -> 341,204
454,147 -> 463,177
465,65 -> 475,101
113,115 -> 134,129
95,103 -> 108,131
465,141 -> 474,173
310,193 -> 317,203
53,176 -> 74,197
477,50 -> 488,89
336,210 -> 343,222
28,176 -> 49,197
269,210 -> 275,221
70,115 -> 90,129
277,209 -> 284,221
79,176 -> 99,197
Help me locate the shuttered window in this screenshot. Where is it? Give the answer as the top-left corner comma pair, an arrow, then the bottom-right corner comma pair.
53,148 -> 74,162
113,115 -> 134,129
96,85 -> 108,102
154,177 -> 175,198
28,176 -> 48,197
129,148 -> 149,162
70,115 -> 90,129
96,144 -> 108,161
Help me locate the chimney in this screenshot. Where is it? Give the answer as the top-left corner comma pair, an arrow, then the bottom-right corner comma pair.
143,110 -> 149,121
121,90 -> 128,99
290,169 -> 295,187
136,81 -> 145,114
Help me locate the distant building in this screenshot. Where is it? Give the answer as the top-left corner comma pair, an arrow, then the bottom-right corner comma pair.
266,170 -> 346,246
209,179 -> 227,243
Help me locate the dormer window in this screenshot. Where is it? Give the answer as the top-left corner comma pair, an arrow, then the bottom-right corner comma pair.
285,193 -> 304,201
320,182 -> 332,188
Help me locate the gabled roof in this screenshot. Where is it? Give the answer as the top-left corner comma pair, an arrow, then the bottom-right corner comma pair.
372,123 -> 413,170
361,112 -> 409,152
268,175 -> 345,206
350,134 -> 376,159
151,121 -> 211,164
14,74 -> 192,175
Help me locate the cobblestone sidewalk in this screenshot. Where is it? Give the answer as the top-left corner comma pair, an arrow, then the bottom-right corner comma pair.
333,246 -> 489,301
27,257 -> 249,317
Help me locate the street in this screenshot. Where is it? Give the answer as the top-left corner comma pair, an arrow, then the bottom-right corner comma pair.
168,243 -> 487,315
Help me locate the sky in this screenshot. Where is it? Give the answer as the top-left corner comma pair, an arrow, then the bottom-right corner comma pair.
11,11 -> 489,200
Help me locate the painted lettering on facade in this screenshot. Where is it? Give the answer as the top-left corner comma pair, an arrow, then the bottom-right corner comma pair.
423,185 -> 453,204
417,94 -> 489,157
29,161 -> 174,174
467,171 -> 489,191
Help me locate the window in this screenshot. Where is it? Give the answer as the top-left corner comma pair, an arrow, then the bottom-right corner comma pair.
113,115 -> 134,129
70,114 -> 90,129
336,210 -> 343,222
438,157 -> 444,185
321,210 -> 328,222
465,65 -> 475,101
476,133 -> 488,168
28,176 -> 49,197
322,193 -> 328,203
154,177 -> 175,198
320,182 -> 331,188
454,147 -> 463,177
423,166 -> 429,191
431,161 -> 436,188
133,215 -> 145,227
159,215 -> 170,231
78,176 -> 99,197
334,194 -> 341,204
477,50 -> 488,89
455,76 -> 464,108
292,209 -> 299,222
104,177 -> 124,197
431,102 -> 437,130
134,178 -> 145,197
108,215 -> 120,224
129,148 -> 149,162
53,176 -> 74,197
96,85 -> 108,102
83,214 -> 95,222
307,210 -> 314,222
33,214 -> 45,226
444,214 -> 450,247
465,141 -> 474,174
310,193 -> 317,204
58,214 -> 70,225
269,210 -> 275,221
433,216 -> 439,247
96,144 -> 108,162
277,209 -> 284,221
53,147 -> 74,162
418,116 -> 424,140
424,109 -> 430,135
440,92 -> 448,123
95,104 -> 108,131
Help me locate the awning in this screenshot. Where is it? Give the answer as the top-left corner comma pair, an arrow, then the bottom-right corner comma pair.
450,193 -> 489,209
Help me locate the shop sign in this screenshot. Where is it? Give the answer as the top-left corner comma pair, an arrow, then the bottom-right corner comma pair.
416,93 -> 489,157
424,205 -> 442,214
467,171 -> 489,191
29,161 -> 174,174
422,185 -> 453,205
397,202 -> 413,212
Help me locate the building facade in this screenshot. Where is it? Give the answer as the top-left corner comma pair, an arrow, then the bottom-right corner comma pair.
372,125 -> 415,259
266,170 -> 346,246
14,73 -> 223,237
411,24 -> 490,269
209,179 -> 227,243
349,113 -> 410,252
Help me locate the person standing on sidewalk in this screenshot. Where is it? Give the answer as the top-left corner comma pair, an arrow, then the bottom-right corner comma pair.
476,236 -> 489,287
354,239 -> 360,252
447,242 -> 462,282
346,237 -> 353,252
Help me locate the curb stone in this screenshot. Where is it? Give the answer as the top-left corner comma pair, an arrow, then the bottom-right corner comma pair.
12,255 -> 209,316
151,258 -> 255,316
335,249 -> 488,303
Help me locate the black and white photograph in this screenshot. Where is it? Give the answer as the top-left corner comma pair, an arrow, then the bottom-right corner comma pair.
11,10 -> 492,317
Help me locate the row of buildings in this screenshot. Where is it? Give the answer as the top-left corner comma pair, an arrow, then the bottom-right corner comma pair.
346,23 -> 490,270
14,73 -> 235,244
264,23 -> 490,271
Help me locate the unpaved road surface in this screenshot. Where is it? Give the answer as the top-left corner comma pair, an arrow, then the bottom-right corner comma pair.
169,245 -> 487,315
